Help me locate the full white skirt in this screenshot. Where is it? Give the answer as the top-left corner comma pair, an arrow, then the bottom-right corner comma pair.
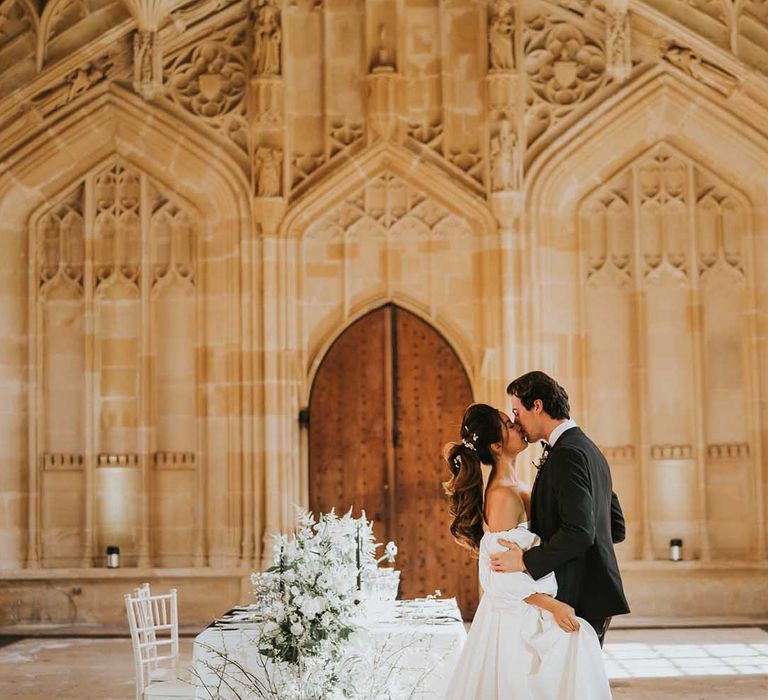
445,527 -> 612,700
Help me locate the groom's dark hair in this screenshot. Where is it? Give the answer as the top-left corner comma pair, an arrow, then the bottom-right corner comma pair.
506,371 -> 570,420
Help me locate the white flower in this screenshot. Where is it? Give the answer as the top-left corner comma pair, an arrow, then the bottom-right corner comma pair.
263,621 -> 280,637
290,621 -> 304,636
300,596 -> 325,620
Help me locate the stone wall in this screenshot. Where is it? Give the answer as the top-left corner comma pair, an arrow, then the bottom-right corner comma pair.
1,0 -> 767,623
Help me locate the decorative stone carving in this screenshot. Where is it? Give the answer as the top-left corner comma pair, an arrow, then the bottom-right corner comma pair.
523,15 -> 608,145
0,0 -> 34,52
153,451 -> 197,468
651,444 -> 693,459
252,0 -> 281,76
663,44 -> 739,97
329,118 -> 364,157
582,178 -> 632,281
133,29 -> 162,99
42,453 -> 84,470
291,151 -> 324,188
45,0 -> 89,44
490,119 -> 520,191
489,0 -> 515,71
164,22 -> 249,153
254,146 -> 282,196
97,453 -> 139,466
407,118 -> 443,154
601,445 -> 635,461
27,55 -> 113,120
32,159 -> 199,569
371,24 -> 395,72
638,147 -> 689,278
448,147 -> 484,184
605,0 -> 631,83
252,76 -> 283,125
366,70 -> 397,141
149,184 -> 196,285
707,443 -> 750,459
696,171 -> 745,280
485,71 -> 517,121
42,0 -> 132,67
305,172 -> 467,239
94,163 -> 142,288
37,186 -> 85,290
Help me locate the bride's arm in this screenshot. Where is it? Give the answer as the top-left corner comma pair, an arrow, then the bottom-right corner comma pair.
524,593 -> 580,633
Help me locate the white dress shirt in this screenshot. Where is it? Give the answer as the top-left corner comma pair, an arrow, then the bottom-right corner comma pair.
547,418 -> 578,447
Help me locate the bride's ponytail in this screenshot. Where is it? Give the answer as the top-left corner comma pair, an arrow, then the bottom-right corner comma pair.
443,403 -> 503,553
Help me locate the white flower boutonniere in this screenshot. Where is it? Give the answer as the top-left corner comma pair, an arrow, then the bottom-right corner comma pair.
533,441 -> 551,471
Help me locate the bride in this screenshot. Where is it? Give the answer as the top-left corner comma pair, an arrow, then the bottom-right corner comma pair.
443,403 -> 611,699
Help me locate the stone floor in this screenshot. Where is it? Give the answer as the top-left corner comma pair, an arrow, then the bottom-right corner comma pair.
0,627 -> 766,699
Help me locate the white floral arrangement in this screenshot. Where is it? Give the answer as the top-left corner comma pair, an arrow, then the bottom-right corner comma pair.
255,509 -> 377,669
197,509 -> 405,699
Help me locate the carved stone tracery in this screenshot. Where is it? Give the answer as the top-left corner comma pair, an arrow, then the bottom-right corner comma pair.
33,159 -> 198,565
305,173 -> 471,241
164,21 -> 249,154
37,186 -> 85,291
523,13 -> 608,146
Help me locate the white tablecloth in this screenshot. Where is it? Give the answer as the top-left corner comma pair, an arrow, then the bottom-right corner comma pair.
192,600 -> 466,699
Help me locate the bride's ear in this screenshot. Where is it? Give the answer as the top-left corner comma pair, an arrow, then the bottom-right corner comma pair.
490,440 -> 502,457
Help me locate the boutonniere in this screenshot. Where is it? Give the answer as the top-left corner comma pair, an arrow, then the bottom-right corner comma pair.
533,441 -> 551,471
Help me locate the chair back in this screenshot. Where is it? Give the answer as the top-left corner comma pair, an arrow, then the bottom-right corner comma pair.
133,583 -> 157,662
125,588 -> 180,700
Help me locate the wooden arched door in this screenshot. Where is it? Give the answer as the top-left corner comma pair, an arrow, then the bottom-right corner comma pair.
308,305 -> 478,618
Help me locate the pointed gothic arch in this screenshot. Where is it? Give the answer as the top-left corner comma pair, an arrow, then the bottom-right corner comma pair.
0,84 -> 256,569
260,142 -> 507,548
523,70 -> 768,564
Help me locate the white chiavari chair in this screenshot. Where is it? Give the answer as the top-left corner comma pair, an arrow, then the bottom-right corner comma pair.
125,588 -> 194,699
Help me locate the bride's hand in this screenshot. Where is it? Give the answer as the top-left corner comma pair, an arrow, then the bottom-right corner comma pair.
549,601 -> 580,633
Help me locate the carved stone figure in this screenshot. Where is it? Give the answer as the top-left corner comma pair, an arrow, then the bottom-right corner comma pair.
490,119 -> 518,191
29,60 -> 110,116
255,147 -> 282,197
135,30 -> 153,82
489,0 -> 515,71
253,0 -> 282,75
133,29 -> 161,99
664,45 -> 739,96
372,24 -> 394,72
605,6 -> 631,83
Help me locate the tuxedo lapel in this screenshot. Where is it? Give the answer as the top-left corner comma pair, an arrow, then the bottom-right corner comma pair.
529,428 -> 582,534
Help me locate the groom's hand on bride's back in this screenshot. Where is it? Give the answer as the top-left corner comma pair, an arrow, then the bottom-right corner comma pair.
490,539 -> 526,573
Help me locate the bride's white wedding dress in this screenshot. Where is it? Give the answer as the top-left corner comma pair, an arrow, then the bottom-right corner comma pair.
446,524 -> 612,699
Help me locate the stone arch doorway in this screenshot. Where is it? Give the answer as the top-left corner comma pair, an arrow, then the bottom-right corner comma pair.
308,304 -> 478,618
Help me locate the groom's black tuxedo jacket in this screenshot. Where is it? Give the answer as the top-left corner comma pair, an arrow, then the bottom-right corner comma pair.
523,427 -> 630,620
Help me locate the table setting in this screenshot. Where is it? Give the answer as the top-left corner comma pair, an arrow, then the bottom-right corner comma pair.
192,510 -> 466,699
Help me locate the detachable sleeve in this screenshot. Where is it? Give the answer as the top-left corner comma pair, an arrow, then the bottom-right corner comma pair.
480,528 -> 557,605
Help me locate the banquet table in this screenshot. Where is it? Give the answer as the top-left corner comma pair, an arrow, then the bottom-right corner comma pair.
192,598 -> 467,699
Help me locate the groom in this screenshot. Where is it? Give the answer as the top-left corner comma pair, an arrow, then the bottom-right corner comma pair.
490,371 -> 630,646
